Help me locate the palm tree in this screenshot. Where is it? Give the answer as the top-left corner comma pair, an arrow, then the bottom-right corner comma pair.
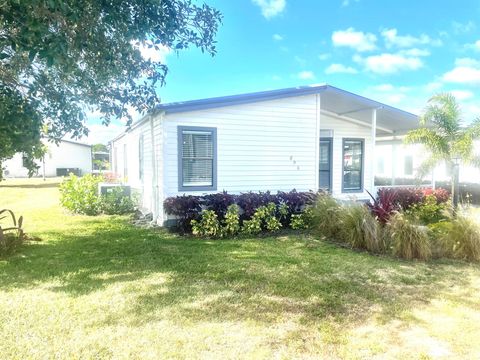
405,93 -> 480,209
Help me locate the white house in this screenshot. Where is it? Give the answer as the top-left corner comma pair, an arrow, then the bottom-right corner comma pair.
375,139 -> 480,185
109,84 -> 420,225
3,139 -> 92,178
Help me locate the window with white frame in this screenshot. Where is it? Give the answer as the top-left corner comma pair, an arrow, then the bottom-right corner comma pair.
178,126 -> 217,191
404,155 -> 413,176
342,138 -> 364,192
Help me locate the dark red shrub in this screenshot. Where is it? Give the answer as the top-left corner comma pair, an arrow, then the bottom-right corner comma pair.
163,195 -> 202,233
203,191 -> 236,219
430,188 -> 450,204
237,191 -> 275,219
367,189 -> 400,223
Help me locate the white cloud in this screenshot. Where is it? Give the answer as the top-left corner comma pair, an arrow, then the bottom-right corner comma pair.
273,33 -> 283,41
85,123 -> 125,145
332,27 -> 377,52
371,84 -> 394,92
136,42 -> 171,63
252,0 -> 286,19
318,53 -> 331,61
381,28 -> 441,48
297,71 -> 315,80
398,48 -> 430,57
356,53 -> 423,74
450,90 -> 474,100
325,63 -> 358,74
341,0 -> 359,7
443,67 -> 480,85
466,40 -> 480,51
452,20 -> 476,34
425,82 -> 443,92
442,58 -> 480,85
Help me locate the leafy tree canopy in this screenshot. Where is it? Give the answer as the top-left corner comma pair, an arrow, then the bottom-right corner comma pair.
0,0 -> 222,179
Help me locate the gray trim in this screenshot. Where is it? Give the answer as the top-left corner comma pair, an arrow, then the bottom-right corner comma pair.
177,125 -> 217,192
341,138 -> 365,193
319,137 -> 333,192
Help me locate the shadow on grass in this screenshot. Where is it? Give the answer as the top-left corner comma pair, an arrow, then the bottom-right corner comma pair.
0,217 -> 478,328
0,182 -> 60,189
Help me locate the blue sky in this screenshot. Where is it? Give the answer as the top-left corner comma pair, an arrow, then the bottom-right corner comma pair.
87,0 -> 480,144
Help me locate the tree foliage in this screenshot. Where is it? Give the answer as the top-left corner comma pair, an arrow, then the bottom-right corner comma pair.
405,93 -> 480,177
0,0 -> 222,178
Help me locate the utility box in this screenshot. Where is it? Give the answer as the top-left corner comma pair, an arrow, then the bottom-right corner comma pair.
98,183 -> 131,196
56,168 -> 81,176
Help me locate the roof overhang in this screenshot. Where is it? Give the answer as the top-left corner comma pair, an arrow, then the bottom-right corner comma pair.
110,84 -> 420,143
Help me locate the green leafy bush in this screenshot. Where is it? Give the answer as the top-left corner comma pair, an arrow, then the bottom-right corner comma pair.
191,210 -> 221,238
339,204 -> 385,253
242,202 -> 282,235
60,174 -> 135,216
290,206 -> 314,230
387,212 -> 431,260
60,174 -> 103,215
223,204 -> 241,237
406,195 -> 450,224
100,187 -> 136,215
310,194 -> 341,239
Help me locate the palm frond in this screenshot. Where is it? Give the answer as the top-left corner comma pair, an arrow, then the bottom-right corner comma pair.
415,154 -> 443,179
421,93 -> 461,136
404,127 -> 449,155
463,117 -> 480,139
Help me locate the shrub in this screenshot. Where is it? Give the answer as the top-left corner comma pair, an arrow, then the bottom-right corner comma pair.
163,195 -> 202,233
223,204 -> 241,237
237,191 -> 275,219
191,210 -> 221,238
100,187 -> 136,215
203,191 -> 236,219
423,188 -> 450,204
242,202 -> 282,235
0,209 -> 26,256
367,189 -> 400,223
387,212 -> 431,260
310,193 -> 341,239
290,206 -> 314,230
406,194 -> 450,224
59,173 -> 103,215
446,215 -> 480,261
339,204 -> 385,253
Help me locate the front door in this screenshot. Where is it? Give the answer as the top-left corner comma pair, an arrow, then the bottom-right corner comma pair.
319,138 -> 333,191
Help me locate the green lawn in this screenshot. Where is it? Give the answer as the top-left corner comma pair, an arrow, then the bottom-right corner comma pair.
1,179 -> 480,359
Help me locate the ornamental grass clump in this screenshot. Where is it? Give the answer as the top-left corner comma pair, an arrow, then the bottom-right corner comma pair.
388,212 -> 431,261
339,204 -> 385,253
446,214 -> 480,261
310,193 -> 341,240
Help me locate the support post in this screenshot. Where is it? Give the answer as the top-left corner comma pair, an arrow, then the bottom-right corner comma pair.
391,143 -> 396,186
315,94 -> 321,191
371,108 -> 377,193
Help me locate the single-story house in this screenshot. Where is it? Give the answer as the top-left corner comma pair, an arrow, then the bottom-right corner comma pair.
3,139 -> 92,178
109,84 -> 420,225
376,138 -> 480,185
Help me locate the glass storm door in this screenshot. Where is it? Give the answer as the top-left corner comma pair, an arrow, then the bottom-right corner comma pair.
319,138 -> 333,191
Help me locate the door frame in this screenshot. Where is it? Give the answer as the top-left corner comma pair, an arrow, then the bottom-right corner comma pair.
319,137 -> 333,192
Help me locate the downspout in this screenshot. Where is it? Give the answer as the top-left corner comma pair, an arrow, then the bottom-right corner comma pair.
150,115 -> 158,222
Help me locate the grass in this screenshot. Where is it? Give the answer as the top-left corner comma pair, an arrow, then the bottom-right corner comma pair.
1,179 -> 480,359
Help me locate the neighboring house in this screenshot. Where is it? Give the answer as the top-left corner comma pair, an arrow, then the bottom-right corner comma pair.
92,150 -> 110,172
109,84 -> 419,225
3,139 -> 92,178
376,139 -> 480,185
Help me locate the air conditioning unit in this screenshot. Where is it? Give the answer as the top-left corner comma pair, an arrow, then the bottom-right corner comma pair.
98,183 -> 131,196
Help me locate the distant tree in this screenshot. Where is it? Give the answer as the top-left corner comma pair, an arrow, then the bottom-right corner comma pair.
0,0 -> 222,179
405,93 -> 480,208
92,144 -> 108,153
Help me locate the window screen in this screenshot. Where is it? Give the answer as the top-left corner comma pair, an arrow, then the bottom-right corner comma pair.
178,127 -> 216,190
404,155 -> 413,175
342,139 -> 364,191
